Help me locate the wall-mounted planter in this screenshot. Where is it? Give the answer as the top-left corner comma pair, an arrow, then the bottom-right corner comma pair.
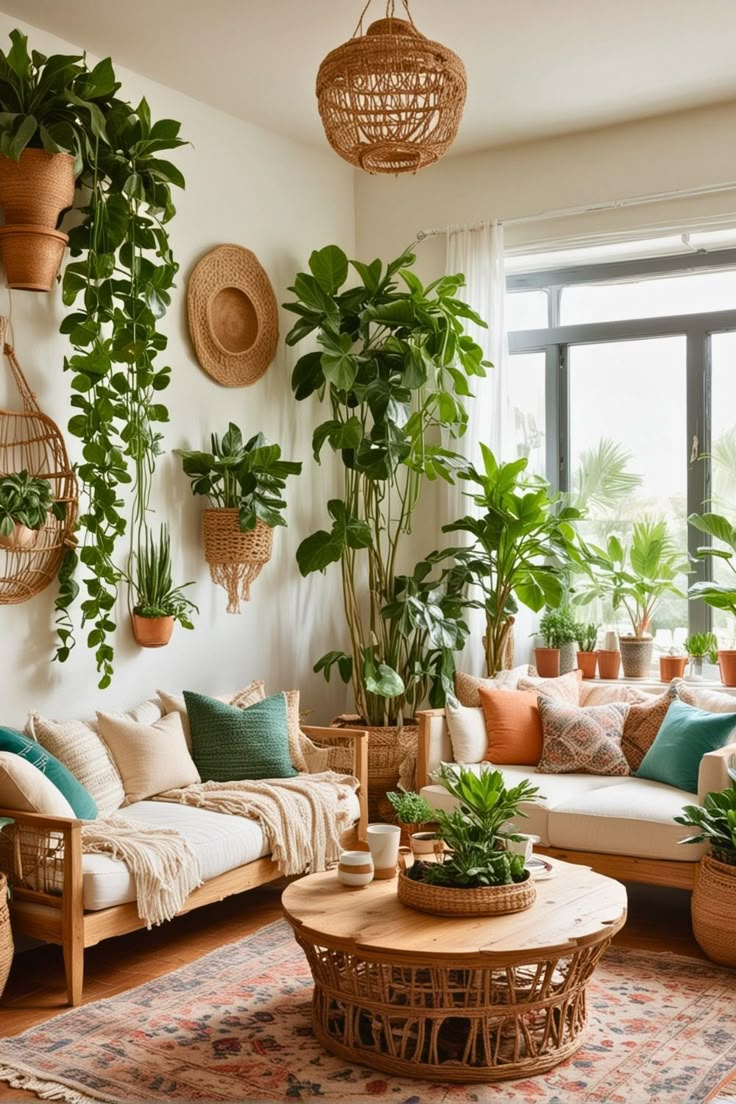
0,225 -> 67,291
0,149 -> 75,228
202,508 -> 273,613
131,613 -> 174,648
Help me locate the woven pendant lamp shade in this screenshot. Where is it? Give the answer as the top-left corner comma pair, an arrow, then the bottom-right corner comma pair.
316,2 -> 466,174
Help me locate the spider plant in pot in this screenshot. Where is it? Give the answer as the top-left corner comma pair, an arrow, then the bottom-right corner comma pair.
675,757 -> 736,966
688,512 -> 736,686
576,621 -> 600,679
578,519 -> 688,678
537,606 -> 579,678
0,470 -> 66,551
684,632 -> 719,680
385,788 -> 436,847
129,524 -> 197,648
176,424 -> 302,613
398,765 -> 541,916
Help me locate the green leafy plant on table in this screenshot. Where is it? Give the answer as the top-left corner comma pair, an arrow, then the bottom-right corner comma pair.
442,447 -> 582,676
284,244 -> 488,725
406,765 -> 540,889
0,30 -> 187,686
0,471 -> 66,542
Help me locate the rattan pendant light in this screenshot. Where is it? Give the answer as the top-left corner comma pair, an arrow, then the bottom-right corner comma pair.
316,0 -> 466,174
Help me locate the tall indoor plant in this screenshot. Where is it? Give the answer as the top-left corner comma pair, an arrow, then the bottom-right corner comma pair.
688,511 -> 736,685
442,447 -> 582,676
284,245 -> 487,727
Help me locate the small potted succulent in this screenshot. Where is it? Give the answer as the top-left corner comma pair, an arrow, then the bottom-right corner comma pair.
398,765 -> 541,917
0,470 -> 66,551
684,632 -> 719,680
675,758 -> 736,966
688,512 -> 736,686
386,788 -> 436,850
536,607 -> 578,678
575,621 -> 599,679
176,424 -> 302,612
129,524 -> 197,647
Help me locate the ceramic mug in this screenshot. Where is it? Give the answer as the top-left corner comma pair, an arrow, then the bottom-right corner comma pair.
337,850 -> 374,888
366,823 -> 401,879
506,834 -> 541,863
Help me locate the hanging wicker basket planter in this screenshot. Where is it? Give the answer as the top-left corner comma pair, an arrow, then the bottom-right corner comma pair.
202,508 -> 273,614
0,318 -> 78,605
0,149 -> 75,228
316,0 -> 466,175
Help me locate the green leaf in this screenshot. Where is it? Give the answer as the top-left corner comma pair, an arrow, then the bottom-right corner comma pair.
309,245 -> 348,295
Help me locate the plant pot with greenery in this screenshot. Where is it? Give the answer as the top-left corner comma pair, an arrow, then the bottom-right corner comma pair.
386,788 -> 435,846
398,765 -> 540,917
675,757 -> 736,966
578,520 -> 687,679
441,447 -> 582,677
684,632 -> 719,680
176,423 -> 301,614
539,606 -> 579,676
688,513 -> 736,687
128,524 -> 197,648
0,470 -> 65,551
575,621 -> 599,678
284,245 -> 486,806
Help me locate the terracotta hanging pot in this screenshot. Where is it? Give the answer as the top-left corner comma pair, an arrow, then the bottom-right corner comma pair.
534,647 -> 560,678
659,655 -> 688,682
717,650 -> 736,687
597,650 -> 621,679
0,149 -> 75,228
0,225 -> 68,291
131,613 -> 174,648
576,651 -> 598,679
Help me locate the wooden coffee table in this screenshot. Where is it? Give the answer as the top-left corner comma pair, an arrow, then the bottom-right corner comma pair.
282,859 -> 627,1082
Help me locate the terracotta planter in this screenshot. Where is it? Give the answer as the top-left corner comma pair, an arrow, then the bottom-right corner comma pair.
619,636 -> 654,678
659,655 -> 688,682
0,522 -> 38,551
597,649 -> 621,679
717,650 -> 736,687
534,647 -> 560,678
576,651 -> 598,679
131,613 -> 174,648
0,224 -> 68,291
0,149 -> 75,227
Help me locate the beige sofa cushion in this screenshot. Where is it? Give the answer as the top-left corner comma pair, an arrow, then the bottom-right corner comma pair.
454,665 -> 535,707
0,751 -> 75,817
675,680 -> 736,714
96,711 -> 200,805
580,683 -> 654,707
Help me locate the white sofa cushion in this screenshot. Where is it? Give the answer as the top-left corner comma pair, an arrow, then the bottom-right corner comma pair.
547,779 -> 706,862
82,790 -> 361,911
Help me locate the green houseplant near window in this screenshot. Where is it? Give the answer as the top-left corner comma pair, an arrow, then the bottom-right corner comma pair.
0,470 -> 66,551
284,244 -> 487,727
129,523 -> 197,647
688,512 -> 736,686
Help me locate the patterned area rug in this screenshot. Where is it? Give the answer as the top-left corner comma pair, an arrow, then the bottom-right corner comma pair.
0,920 -> 734,1104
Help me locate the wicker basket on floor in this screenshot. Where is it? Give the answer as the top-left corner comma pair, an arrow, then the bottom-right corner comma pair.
691,854 -> 736,966
397,868 -> 536,917
0,874 -> 13,998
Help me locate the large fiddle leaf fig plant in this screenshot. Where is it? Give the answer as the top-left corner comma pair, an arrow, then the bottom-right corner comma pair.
284,245 -> 488,726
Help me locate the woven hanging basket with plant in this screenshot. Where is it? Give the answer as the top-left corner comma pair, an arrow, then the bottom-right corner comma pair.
176,423 -> 301,614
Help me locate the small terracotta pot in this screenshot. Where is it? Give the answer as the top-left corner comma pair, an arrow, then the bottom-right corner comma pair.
0,522 -> 38,551
576,651 -> 598,679
597,650 -> 621,679
534,647 -> 560,678
131,613 -> 174,648
0,149 -> 75,228
718,650 -> 736,687
0,224 -> 68,291
659,655 -> 688,682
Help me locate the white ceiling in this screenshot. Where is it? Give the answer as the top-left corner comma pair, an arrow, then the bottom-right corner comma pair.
6,0 -> 736,155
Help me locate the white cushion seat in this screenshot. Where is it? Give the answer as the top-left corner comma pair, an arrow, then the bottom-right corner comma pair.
82,792 -> 361,911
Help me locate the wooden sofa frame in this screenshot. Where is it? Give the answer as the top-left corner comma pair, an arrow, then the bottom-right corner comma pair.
0,726 -> 368,1007
417,710 -> 701,893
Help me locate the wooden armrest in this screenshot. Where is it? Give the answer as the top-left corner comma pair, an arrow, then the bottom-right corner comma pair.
415,710 -> 447,790
301,727 -> 368,841
0,807 -> 82,904
0,807 -> 82,831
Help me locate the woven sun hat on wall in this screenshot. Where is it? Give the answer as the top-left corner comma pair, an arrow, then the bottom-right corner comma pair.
187,244 -> 279,387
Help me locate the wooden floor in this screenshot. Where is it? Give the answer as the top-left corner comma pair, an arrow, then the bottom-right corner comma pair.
0,881 -> 711,1101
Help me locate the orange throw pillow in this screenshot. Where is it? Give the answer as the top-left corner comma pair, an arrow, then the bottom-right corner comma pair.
478,687 -> 543,766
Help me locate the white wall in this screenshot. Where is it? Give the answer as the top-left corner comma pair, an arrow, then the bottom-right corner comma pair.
0,13 -> 355,728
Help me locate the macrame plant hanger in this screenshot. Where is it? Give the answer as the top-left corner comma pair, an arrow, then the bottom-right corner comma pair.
0,316 -> 78,604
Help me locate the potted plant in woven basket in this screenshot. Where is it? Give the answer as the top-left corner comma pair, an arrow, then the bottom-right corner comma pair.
386,788 -> 435,847
688,512 -> 736,686
0,470 -> 66,551
176,423 -> 301,614
398,765 -> 541,917
675,758 -> 736,966
578,520 -> 687,678
128,524 -> 197,647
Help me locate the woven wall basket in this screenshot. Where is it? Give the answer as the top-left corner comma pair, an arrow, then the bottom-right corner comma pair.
187,244 -> 279,388
202,508 -> 273,614
316,5 -> 467,174
0,319 -> 78,605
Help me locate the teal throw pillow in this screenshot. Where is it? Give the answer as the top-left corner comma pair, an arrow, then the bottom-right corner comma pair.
635,699 -> 736,794
184,691 -> 297,783
0,727 -> 97,819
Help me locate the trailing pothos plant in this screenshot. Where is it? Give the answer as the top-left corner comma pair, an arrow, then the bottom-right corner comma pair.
284,244 -> 488,726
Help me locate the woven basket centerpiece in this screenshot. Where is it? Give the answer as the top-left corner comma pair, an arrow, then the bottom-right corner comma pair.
316,0 -> 466,174
202,509 -> 273,614
397,866 -> 536,918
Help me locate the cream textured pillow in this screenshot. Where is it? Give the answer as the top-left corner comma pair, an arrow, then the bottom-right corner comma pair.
446,701 -> 487,763
517,669 -> 583,705
27,714 -> 125,815
158,680 -> 265,748
579,683 -> 655,707
454,665 -> 536,708
96,711 -> 200,805
0,752 -> 76,817
677,680 -> 736,714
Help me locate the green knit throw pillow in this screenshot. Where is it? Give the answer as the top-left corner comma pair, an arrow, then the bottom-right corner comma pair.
184,691 -> 297,782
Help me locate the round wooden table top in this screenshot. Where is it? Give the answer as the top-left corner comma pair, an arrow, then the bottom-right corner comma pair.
282,858 -> 627,963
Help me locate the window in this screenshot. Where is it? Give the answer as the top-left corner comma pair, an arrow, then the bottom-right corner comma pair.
505,244 -> 736,641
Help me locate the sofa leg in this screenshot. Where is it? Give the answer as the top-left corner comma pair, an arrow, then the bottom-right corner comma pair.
63,936 -> 84,1006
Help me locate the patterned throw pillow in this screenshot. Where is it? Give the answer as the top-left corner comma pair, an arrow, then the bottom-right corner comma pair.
517,669 -> 583,706
184,691 -> 298,782
537,695 -> 631,775
454,665 -> 536,708
621,682 -> 696,771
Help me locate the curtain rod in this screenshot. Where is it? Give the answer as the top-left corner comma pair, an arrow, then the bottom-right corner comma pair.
416,181 -> 736,240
